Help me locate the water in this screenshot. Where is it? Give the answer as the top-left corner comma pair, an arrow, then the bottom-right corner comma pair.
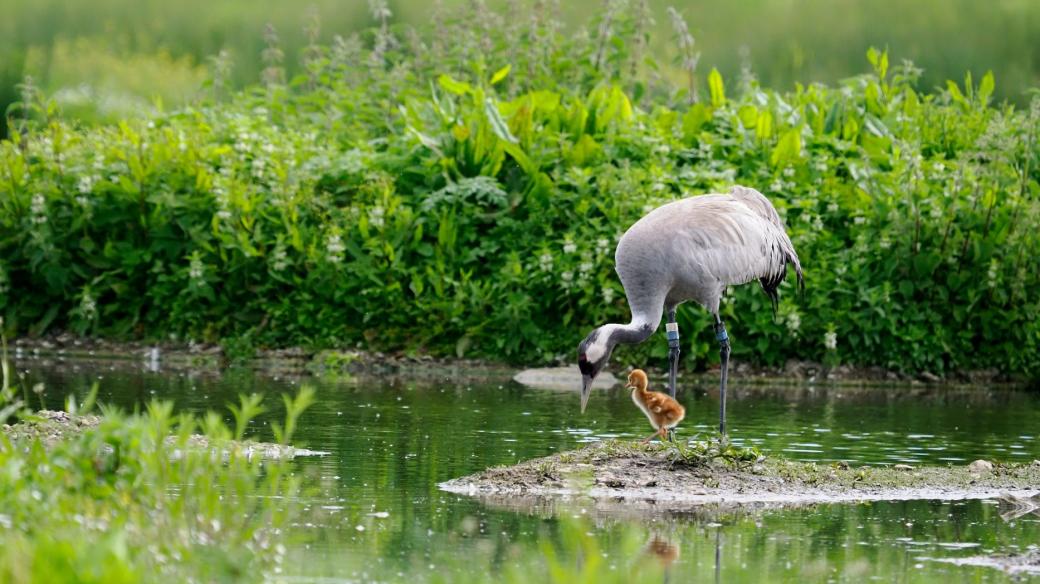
16,359 -> 1040,582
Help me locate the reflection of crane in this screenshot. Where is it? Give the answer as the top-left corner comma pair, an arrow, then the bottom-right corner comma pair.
626,369 -> 684,443
577,186 -> 803,436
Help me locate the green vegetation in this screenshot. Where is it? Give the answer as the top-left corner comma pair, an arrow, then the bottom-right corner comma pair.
0,330 -> 314,582
1,2 -> 1038,376
4,0 -> 1040,135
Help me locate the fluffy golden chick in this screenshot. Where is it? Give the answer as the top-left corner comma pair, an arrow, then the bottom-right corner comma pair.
627,369 -> 685,443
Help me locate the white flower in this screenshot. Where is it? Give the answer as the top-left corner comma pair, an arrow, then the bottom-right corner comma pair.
560,271 -> 574,288
769,179 -> 783,192
189,256 -> 205,282
369,206 -> 385,229
595,238 -> 611,256
77,175 -> 96,194
271,246 -> 289,272
786,311 -> 801,332
538,253 -> 553,272
562,241 -> 577,254
987,259 -> 999,288
80,292 -> 97,319
853,216 -> 866,225
879,237 -> 892,250
579,261 -> 593,275
31,194 -> 47,224
823,331 -> 837,350
827,202 -> 839,213
326,234 -> 345,264
782,166 -> 795,178
602,287 -> 616,304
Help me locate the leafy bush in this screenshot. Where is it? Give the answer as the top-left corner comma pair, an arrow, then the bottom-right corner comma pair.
0,4 -> 1038,376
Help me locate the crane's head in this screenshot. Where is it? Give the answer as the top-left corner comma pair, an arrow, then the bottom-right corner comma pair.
577,325 -> 618,413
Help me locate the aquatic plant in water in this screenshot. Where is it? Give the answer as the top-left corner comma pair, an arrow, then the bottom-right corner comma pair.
0,329 -> 314,582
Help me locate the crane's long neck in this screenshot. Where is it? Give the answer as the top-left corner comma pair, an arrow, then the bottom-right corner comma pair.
583,304 -> 661,366
600,305 -> 660,349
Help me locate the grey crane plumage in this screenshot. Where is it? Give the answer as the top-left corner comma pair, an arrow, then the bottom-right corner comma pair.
577,185 -> 803,435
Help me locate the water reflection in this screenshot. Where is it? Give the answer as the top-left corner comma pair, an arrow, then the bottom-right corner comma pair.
15,358 -> 1040,582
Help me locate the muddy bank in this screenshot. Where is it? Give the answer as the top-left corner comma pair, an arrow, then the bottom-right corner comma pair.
10,333 -> 1030,387
441,440 -> 1040,507
2,410 -> 327,459
9,333 -> 514,380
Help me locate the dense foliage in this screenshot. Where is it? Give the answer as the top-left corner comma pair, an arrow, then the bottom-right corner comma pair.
1,4 -> 1038,376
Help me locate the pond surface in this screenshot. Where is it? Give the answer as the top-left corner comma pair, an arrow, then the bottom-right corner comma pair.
17,360 -> 1040,582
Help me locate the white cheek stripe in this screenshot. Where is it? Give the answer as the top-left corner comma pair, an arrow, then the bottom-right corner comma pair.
585,341 -> 607,363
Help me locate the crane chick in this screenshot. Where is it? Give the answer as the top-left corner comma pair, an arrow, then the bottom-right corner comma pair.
627,369 -> 685,443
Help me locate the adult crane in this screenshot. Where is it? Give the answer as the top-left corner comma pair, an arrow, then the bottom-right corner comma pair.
577,185 -> 803,436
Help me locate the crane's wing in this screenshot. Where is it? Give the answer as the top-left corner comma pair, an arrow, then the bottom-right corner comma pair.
617,186 -> 803,313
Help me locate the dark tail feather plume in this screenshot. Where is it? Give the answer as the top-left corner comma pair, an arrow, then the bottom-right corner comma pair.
760,252 -> 804,316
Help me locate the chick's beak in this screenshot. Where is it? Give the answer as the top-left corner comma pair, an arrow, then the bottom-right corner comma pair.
580,374 -> 593,413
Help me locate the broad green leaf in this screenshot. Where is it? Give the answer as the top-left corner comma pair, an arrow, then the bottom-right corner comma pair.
946,80 -> 967,107
490,64 -> 512,85
978,70 -> 995,104
682,104 -> 711,141
437,74 -> 472,95
708,67 -> 726,107
770,128 -> 802,167
755,110 -> 774,141
484,98 -> 518,143
738,105 -> 758,129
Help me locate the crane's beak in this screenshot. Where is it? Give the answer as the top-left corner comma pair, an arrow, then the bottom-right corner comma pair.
580,374 -> 593,413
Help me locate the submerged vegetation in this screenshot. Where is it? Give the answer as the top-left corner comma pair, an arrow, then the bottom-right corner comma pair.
0,2 -> 1038,376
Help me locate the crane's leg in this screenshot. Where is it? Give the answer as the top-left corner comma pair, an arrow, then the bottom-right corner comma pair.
666,308 -> 680,398
714,314 -> 730,438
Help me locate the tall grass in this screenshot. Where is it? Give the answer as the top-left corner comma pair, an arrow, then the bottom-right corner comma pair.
0,2 -> 1038,376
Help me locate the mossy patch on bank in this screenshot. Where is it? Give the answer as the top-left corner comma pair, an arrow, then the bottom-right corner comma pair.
442,440 -> 1040,506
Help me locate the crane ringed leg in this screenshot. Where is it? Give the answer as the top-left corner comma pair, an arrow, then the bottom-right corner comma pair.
666,308 -> 680,398
714,314 -> 730,438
